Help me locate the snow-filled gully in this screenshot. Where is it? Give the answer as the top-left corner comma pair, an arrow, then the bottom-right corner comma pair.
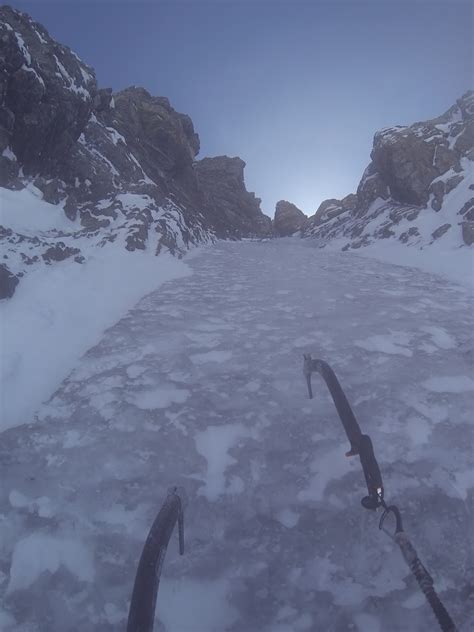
1,240 -> 473,631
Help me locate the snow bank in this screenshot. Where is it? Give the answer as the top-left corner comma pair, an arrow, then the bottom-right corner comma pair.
352,240 -> 474,292
0,229 -> 191,431
0,183 -> 73,232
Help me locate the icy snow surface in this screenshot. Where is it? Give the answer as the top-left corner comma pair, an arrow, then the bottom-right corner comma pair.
0,240 -> 473,631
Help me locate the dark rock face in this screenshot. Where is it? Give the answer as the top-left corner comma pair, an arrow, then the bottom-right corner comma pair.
315,194 -> 357,225
273,200 -> 307,236
107,87 -> 200,193
0,6 -> 96,175
303,194 -> 357,238
41,242 -> 81,263
355,164 -> 390,213
0,7 -> 271,299
303,91 -> 474,250
0,263 -> 19,299
195,156 -> 272,238
462,221 -> 474,246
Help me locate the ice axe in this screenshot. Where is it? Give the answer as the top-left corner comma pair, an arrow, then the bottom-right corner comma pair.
303,354 -> 384,509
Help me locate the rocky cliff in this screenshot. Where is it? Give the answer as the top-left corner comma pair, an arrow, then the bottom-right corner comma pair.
195,156 -> 272,238
273,200 -> 307,236
0,6 -> 271,299
302,91 -> 474,251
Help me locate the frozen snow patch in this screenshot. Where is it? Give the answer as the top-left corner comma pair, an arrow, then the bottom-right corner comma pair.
404,416 -> 432,446
195,423 -> 253,501
190,350 -> 233,364
421,326 -> 456,350
63,429 -> 89,448
185,332 -> 222,348
354,612 -> 381,632
276,508 -> 299,528
7,534 -> 94,593
421,376 -> 474,393
126,364 -> 146,379
129,386 -> 190,409
158,577 -> 238,631
298,446 -> 356,502
355,331 -> 413,357
9,490 -> 54,518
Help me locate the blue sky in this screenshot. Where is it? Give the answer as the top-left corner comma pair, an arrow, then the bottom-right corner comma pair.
12,0 -> 473,216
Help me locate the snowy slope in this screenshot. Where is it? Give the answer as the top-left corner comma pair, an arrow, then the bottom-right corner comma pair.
0,184 -> 199,430
1,241 -> 472,631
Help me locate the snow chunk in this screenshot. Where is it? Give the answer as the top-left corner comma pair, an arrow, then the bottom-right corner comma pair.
2,146 -> 16,160
7,534 -> 94,593
420,326 -> 456,350
158,578 -> 238,631
355,331 -> 413,357
116,193 -> 153,211
276,508 -> 299,528
421,375 -> 474,393
9,490 -> 54,518
191,350 -> 233,364
126,364 -> 146,379
195,423 -> 253,501
129,386 -> 190,409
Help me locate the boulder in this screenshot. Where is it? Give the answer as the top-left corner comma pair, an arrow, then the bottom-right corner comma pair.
0,263 -> 19,298
273,200 -> 307,236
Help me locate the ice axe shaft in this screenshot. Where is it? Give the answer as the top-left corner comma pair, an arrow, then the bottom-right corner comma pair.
127,487 -> 187,632
303,354 -> 362,456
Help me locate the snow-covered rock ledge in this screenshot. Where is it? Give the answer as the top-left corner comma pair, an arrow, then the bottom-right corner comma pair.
301,91 -> 474,270
0,185 -> 200,431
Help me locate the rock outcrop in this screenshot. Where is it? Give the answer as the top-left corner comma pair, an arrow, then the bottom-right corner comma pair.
0,6 -> 96,173
273,200 -> 307,236
310,194 -> 357,227
303,91 -> 474,250
195,156 -> 272,238
0,6 -> 271,298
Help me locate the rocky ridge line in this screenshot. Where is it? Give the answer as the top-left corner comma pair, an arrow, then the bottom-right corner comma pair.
301,91 -> 474,250
0,6 -> 271,299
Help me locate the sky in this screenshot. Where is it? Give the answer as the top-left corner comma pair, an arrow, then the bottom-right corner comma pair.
10,0 -> 473,217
